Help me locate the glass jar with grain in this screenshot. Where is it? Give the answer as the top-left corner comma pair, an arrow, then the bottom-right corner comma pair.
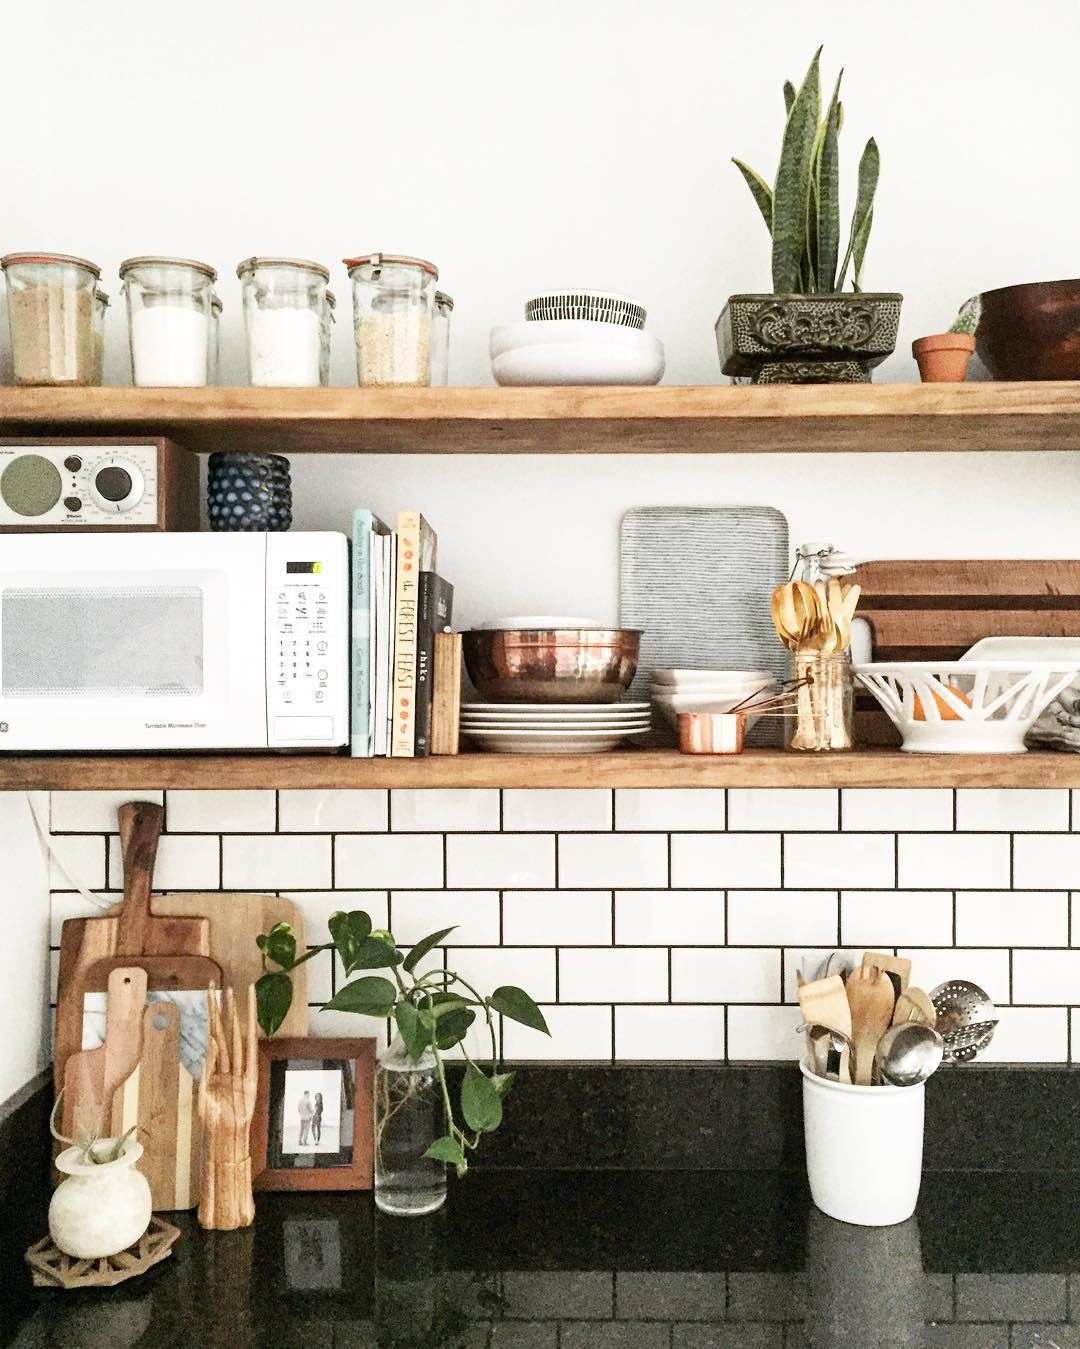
320,289 -> 336,386
237,257 -> 329,387
92,289 -> 109,385
344,254 -> 438,386
1,253 -> 101,386
120,256 -> 216,387
431,290 -> 453,386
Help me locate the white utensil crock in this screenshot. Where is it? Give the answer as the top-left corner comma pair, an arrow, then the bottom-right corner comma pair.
801,1063 -> 924,1226
49,1140 -> 152,1258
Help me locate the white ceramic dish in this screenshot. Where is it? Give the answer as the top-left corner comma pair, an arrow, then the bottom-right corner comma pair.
463,702 -> 650,714
961,637 -> 1080,663
854,660 -> 1080,753
490,320 -> 653,358
463,726 -> 650,754
491,338 -> 665,387
462,714 -> 651,726
652,669 -> 775,688
652,682 -> 779,732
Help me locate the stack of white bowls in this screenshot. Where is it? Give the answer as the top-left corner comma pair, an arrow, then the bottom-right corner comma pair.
652,669 -> 780,732
490,290 -> 664,386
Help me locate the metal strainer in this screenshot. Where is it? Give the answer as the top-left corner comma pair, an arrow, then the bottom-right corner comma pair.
929,981 -> 998,1062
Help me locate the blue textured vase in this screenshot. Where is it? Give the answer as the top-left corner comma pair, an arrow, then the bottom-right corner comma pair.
207,452 -> 292,531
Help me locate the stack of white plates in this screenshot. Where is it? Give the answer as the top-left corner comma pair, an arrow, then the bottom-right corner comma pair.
461,702 -> 652,754
651,669 -> 779,732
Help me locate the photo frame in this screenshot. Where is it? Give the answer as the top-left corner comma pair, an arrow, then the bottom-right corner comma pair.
252,1038 -> 376,1191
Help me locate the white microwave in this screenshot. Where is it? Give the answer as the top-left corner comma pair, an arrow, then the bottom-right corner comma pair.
0,531 -> 349,750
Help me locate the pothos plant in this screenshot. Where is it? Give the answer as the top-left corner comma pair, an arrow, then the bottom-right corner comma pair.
255,912 -> 550,1176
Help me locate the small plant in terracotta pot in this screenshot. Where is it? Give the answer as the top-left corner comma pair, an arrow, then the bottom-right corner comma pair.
912,296 -> 981,382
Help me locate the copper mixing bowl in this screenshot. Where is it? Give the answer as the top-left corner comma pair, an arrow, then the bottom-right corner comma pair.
462,628 -> 641,703
977,279 -> 1080,379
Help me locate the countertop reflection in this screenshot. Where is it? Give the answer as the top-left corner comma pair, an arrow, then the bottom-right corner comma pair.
6,1170 -> 1080,1348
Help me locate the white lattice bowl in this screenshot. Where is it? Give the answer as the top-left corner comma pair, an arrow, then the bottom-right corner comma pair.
854,661 -> 1080,753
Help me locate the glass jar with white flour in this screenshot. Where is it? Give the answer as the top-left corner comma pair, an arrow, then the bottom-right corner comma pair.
237,257 -> 329,387
120,256 -> 216,387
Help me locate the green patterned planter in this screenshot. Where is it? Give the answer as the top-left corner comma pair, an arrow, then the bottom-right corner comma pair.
715,292 -> 903,384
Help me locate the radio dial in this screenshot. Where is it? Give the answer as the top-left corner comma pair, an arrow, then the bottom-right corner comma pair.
89,459 -> 144,514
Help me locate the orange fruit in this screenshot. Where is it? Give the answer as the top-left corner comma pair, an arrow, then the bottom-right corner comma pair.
913,684 -> 971,721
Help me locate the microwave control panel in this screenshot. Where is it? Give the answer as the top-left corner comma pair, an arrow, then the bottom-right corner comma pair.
266,532 -> 349,748
0,438 -> 198,531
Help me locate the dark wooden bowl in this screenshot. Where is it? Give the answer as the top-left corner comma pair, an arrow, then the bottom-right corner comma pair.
977,279 -> 1080,380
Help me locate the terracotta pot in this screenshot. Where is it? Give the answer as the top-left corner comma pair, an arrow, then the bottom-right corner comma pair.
911,333 -> 976,382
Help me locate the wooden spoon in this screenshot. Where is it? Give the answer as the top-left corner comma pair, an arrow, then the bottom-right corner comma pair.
892,986 -> 937,1028
797,974 -> 853,1083
845,966 -> 895,1086
861,951 -> 912,1001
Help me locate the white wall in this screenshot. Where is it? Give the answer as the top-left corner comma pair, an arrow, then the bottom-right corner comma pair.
0,794 -> 50,1101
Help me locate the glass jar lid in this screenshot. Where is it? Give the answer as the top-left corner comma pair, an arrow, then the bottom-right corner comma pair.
119,255 -> 218,281
434,290 -> 454,311
1,252 -> 101,278
236,256 -> 330,281
343,253 -> 439,280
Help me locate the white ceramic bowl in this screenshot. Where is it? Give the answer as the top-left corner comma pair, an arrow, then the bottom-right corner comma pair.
491,337 -> 665,387
652,682 -> 778,731
490,320 -> 654,358
652,668 -> 776,688
854,661 -> 1080,753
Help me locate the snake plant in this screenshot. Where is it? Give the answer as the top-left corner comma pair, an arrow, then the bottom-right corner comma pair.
733,48 -> 879,294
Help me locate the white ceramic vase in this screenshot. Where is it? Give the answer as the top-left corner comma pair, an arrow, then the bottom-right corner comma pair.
49,1140 -> 152,1259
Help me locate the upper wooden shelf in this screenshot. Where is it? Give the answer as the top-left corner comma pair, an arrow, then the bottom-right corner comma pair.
7,749 -> 1080,791
2,382 -> 1080,454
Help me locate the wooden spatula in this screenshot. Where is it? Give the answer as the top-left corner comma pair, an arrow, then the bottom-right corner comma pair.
861,951 -> 912,1002
797,974 -> 854,1083
892,986 -> 937,1027
846,966 -> 896,1085
61,966 -> 147,1142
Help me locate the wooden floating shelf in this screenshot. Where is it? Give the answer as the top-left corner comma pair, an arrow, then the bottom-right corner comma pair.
3,383 -> 1080,455
6,750 -> 1080,791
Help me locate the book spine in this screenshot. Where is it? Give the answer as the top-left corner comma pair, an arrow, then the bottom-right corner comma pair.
414,575 -> 454,758
431,632 -> 462,756
391,514 -> 421,757
349,510 -> 373,756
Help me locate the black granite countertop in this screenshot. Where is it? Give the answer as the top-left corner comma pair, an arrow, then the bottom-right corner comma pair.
5,1168 -> 1080,1348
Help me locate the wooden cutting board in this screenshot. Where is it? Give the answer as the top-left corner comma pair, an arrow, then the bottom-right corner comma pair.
852,560 -> 1080,744
112,1001 -> 201,1211
61,966 -> 147,1142
55,802 -> 212,1093
139,894 -> 309,1038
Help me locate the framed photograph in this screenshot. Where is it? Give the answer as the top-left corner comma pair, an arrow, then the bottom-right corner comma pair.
252,1038 -> 376,1191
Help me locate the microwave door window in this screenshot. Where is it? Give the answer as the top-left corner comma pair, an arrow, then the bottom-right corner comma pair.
1,587 -> 204,697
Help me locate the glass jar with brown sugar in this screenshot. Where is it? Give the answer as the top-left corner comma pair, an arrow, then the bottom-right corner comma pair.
1,252 -> 100,386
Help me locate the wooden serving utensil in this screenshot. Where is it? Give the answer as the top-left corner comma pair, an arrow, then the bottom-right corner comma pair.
845,966 -> 896,1086
797,974 -> 854,1083
892,986 -> 937,1027
861,951 -> 912,1002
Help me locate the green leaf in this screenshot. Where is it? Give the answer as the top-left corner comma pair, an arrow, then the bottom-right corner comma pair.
328,909 -> 372,974
425,1135 -> 465,1165
256,921 -> 297,971
394,999 -> 431,1061
491,1070 -> 515,1099
783,79 -> 796,115
731,158 -> 773,233
434,1007 -> 476,1051
347,936 -> 404,972
814,70 -> 843,293
255,970 -> 293,1038
488,986 -> 550,1035
838,136 -> 879,290
428,997 -> 470,1019
771,46 -> 821,294
402,925 -> 457,974
461,1064 -> 503,1133
323,975 -> 396,1018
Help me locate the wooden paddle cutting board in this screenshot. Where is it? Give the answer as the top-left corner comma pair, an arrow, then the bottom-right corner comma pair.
62,966 -> 147,1142
112,1001 -> 201,1211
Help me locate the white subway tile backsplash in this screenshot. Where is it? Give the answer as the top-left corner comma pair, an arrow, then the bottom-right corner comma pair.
728,789 -> 837,832
896,948 -> 1011,1005
671,834 -> 780,888
49,835 -> 107,891
615,1005 -> 725,1060
503,1005 -> 612,1060
336,834 -> 443,889
615,891 -> 725,945
558,834 -> 667,888
110,833 -> 220,890
785,835 -> 895,889
726,1005 -> 803,1060
956,891 -> 1068,947
956,789 -> 1069,832
559,948 -> 668,1003
391,891 -> 500,946
841,789 -> 953,833
503,891 -> 613,946
979,1007 -> 1068,1063
671,948 -> 779,1004
1014,836 -> 1080,889
391,789 -> 500,832
281,890 -> 389,994
449,946 -> 557,1002
312,1008 -> 390,1043
782,949 -> 844,1003
841,890 -> 953,947
447,835 -> 554,888
220,834 -> 326,890
279,789 -> 387,833
50,889 -> 118,944
898,834 -> 1010,889
1012,949 -> 1080,1005
615,789 -> 724,832
51,789 -> 162,833
727,891 -> 837,946
166,790 -> 275,833
505,790 -> 612,832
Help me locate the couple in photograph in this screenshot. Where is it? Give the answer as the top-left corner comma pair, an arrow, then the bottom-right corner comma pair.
297,1090 -> 324,1146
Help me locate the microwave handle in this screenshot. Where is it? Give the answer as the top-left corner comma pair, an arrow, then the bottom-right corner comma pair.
115,802 -> 165,954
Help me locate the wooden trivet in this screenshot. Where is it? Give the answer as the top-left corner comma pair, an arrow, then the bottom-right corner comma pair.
24,1216 -> 180,1288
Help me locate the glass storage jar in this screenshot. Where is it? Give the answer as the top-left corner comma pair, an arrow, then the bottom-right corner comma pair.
1,252 -> 100,386
237,256 -> 329,387
92,289 -> 109,385
320,289 -> 336,386
120,256 -> 216,387
210,292 -> 222,384
345,253 -> 438,386
431,290 -> 453,386
789,650 -> 854,751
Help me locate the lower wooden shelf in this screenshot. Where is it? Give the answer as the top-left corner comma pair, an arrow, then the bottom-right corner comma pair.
2,749 -> 1079,790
